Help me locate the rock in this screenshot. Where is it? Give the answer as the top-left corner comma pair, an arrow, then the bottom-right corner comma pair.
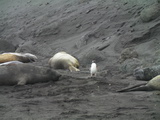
76,24 -> 81,28
119,58 -> 143,74
118,48 -> 138,63
140,4 -> 160,22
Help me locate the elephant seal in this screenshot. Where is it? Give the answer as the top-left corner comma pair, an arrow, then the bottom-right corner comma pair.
49,52 -> 80,72
0,52 -> 37,63
90,60 -> 97,77
0,61 -> 23,66
134,65 -> 160,81
0,64 -> 61,86
117,75 -> 160,92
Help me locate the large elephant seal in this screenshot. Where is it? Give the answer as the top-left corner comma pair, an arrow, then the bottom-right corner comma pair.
134,65 -> 160,81
0,52 -> 37,63
0,64 -> 61,86
117,75 -> 160,92
49,52 -> 80,72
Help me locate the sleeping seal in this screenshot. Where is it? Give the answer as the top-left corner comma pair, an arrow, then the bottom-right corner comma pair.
49,52 -> 80,72
0,61 -> 23,66
134,65 -> 160,81
0,52 -> 37,63
117,75 -> 160,92
0,64 -> 61,86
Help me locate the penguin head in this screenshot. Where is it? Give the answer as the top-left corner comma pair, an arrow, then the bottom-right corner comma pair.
92,60 -> 96,63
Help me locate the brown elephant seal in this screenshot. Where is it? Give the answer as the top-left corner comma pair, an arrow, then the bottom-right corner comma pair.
49,52 -> 80,72
0,64 -> 61,86
117,75 -> 160,92
0,52 -> 37,63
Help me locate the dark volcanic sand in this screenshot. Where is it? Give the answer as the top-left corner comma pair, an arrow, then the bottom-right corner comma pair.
0,0 -> 160,119
0,70 -> 160,120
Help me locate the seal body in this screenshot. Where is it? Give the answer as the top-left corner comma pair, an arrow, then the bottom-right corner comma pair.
134,65 -> 160,81
0,52 -> 37,63
49,52 -> 80,72
0,61 -> 23,66
0,64 -> 61,86
117,75 -> 160,92
90,60 -> 97,77
147,75 -> 160,90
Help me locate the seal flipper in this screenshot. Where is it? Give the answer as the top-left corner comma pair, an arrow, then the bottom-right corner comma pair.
69,66 -> 80,72
117,83 -> 153,92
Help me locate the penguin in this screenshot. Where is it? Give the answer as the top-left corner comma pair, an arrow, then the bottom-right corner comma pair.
90,60 -> 97,77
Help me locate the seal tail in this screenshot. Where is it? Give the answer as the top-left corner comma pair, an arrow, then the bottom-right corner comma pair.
117,83 -> 153,92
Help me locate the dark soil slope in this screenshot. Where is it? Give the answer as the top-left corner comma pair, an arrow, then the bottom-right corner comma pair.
0,0 -> 160,119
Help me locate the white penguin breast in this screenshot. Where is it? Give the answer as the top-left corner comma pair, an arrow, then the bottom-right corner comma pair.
90,63 -> 97,73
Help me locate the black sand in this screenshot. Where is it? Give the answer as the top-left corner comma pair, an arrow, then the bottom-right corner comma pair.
0,0 -> 160,119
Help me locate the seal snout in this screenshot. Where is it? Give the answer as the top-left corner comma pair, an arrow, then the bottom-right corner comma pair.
23,53 -> 37,62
